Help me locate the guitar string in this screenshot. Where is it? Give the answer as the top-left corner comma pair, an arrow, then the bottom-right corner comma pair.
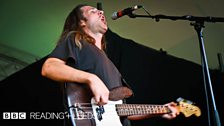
72,103 -> 169,114
70,103 -> 200,117
74,103 -> 167,106
73,103 -> 168,109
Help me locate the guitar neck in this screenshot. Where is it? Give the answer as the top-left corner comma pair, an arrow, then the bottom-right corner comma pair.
116,104 -> 171,116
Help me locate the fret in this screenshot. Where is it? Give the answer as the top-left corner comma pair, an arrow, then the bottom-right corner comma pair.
143,105 -> 147,114
116,104 -> 170,116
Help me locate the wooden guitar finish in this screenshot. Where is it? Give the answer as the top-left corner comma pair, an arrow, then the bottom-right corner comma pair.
65,82 -> 133,126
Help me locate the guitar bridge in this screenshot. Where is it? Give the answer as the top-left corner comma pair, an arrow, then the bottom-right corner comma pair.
69,103 -> 94,120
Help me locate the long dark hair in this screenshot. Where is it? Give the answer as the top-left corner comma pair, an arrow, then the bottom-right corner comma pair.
57,4 -> 106,49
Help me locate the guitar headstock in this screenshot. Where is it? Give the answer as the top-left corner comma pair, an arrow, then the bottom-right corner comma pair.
176,97 -> 201,117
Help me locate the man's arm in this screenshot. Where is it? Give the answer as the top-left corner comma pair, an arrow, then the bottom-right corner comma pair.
41,57 -> 109,105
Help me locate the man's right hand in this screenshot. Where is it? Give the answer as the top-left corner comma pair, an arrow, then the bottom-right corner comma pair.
87,74 -> 109,105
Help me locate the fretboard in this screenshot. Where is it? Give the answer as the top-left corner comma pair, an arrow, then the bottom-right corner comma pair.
116,104 -> 171,116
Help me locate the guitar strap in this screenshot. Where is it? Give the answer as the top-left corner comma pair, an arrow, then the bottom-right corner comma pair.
119,78 -> 133,126
120,78 -> 133,126
121,77 -> 134,97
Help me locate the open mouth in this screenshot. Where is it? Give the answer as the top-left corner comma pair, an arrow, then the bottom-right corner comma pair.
100,16 -> 106,24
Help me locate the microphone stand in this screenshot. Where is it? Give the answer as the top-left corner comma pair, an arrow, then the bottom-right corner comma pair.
128,13 -> 223,126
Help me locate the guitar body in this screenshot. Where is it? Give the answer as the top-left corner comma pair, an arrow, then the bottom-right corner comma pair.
66,82 -> 95,126
65,82 -> 133,126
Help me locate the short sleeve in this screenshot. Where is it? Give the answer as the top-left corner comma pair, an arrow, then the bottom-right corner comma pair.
49,36 -> 77,63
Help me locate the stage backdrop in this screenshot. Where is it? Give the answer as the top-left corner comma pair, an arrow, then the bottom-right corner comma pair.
0,29 -> 223,126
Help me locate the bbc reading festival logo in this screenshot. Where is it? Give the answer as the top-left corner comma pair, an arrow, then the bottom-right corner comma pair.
3,112 -> 94,120
3,112 -> 69,120
3,112 -> 26,119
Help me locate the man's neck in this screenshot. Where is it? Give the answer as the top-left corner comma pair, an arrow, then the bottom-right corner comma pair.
85,30 -> 103,50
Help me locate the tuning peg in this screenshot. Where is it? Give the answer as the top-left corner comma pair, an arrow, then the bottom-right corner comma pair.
176,97 -> 194,104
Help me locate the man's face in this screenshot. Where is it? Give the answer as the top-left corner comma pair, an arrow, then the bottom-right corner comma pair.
80,6 -> 108,34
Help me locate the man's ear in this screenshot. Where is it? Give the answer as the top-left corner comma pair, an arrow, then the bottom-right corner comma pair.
80,20 -> 86,27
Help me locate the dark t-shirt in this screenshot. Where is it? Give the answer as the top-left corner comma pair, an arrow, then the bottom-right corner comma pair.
49,35 -> 131,126
49,35 -> 122,90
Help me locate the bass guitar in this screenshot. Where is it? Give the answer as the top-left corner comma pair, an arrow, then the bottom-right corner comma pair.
65,83 -> 201,126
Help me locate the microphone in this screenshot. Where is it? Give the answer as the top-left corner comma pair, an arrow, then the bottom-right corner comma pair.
97,2 -> 102,10
111,5 -> 142,20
